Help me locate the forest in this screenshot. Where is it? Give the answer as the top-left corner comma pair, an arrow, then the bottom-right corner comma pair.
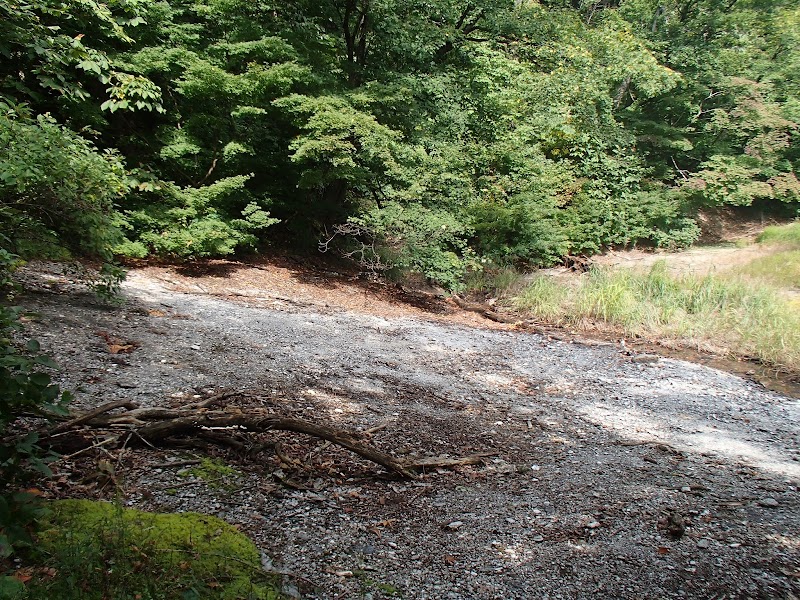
1,0 -> 798,290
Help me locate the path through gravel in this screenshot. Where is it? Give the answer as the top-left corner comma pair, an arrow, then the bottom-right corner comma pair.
20,263 -> 800,599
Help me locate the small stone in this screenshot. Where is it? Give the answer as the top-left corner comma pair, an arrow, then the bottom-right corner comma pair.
632,354 -> 659,364
758,497 -> 779,508
680,486 -> 692,493
445,521 -> 464,531
190,344 -> 201,351
667,512 -> 686,538
586,521 -> 601,529
532,535 -> 544,542
696,538 -> 711,549
334,570 -> 353,577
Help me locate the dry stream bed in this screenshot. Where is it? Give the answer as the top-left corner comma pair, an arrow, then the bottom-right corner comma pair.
17,261 -> 800,599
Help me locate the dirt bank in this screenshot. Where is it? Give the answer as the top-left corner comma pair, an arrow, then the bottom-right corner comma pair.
18,262 -> 800,599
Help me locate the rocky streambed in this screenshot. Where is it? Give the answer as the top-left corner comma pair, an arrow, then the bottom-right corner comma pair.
18,262 -> 800,599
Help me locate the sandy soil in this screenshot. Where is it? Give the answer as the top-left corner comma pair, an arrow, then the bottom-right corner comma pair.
16,261 -> 800,599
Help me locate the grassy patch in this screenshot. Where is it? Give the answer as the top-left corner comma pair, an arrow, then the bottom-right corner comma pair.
732,222 -> 800,289
513,275 -> 568,321
184,457 -> 242,489
512,261 -> 800,371
734,250 -> 800,288
756,221 -> 800,247
1,499 -> 282,600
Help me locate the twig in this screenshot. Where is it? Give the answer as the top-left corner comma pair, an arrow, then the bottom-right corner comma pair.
406,452 -> 498,469
363,422 -> 389,435
151,459 -> 202,469
115,432 -> 134,471
59,436 -> 119,461
186,390 -> 238,410
47,400 -> 138,435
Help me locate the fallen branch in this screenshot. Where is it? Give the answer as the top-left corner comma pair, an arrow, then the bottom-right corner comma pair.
135,413 -> 418,478
41,397 -> 496,479
407,452 -> 498,469
48,400 -> 138,435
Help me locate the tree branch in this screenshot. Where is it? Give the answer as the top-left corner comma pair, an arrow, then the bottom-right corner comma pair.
41,398 -> 496,480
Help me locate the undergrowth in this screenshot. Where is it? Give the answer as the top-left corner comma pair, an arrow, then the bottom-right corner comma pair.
734,250 -> 800,289
1,500 -> 283,600
464,266 -> 524,297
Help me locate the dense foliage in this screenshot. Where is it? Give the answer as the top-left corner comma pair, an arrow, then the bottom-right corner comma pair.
0,0 -> 798,287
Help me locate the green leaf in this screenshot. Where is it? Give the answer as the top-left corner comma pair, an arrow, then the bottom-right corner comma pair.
29,372 -> 51,386
34,356 -> 58,369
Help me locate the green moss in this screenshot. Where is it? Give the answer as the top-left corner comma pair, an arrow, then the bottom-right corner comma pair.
355,573 -> 401,598
188,457 -> 240,479
185,457 -> 241,490
10,499 -> 283,600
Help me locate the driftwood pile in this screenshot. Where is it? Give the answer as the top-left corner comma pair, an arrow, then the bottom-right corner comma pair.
42,392 -> 493,479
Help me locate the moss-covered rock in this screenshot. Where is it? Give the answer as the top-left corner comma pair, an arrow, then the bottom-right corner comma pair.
6,499 -> 282,599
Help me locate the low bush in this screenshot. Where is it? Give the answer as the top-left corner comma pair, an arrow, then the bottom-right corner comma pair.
0,249 -> 71,559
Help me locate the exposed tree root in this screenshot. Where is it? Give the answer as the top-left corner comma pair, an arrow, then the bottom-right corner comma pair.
42,394 -> 492,479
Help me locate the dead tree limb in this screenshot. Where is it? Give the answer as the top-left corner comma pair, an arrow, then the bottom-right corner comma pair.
133,413 -> 417,479
41,397 -> 495,480
47,400 -> 139,435
407,452 -> 498,469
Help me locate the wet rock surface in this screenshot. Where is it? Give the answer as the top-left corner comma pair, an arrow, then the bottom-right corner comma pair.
18,263 -> 800,599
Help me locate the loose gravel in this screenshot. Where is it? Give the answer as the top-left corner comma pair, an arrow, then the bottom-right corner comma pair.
17,263 -> 800,599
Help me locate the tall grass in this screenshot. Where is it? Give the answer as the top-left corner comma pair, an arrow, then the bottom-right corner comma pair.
735,250 -> 800,288
513,275 -> 567,321
756,221 -> 800,247
512,261 -> 800,371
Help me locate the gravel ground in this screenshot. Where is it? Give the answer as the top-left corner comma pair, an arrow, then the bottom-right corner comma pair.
17,262 -> 800,599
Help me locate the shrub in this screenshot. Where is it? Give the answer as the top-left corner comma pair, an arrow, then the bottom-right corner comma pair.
345,202 -> 474,291
0,250 -> 71,559
115,177 -> 279,259
0,103 -> 129,260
